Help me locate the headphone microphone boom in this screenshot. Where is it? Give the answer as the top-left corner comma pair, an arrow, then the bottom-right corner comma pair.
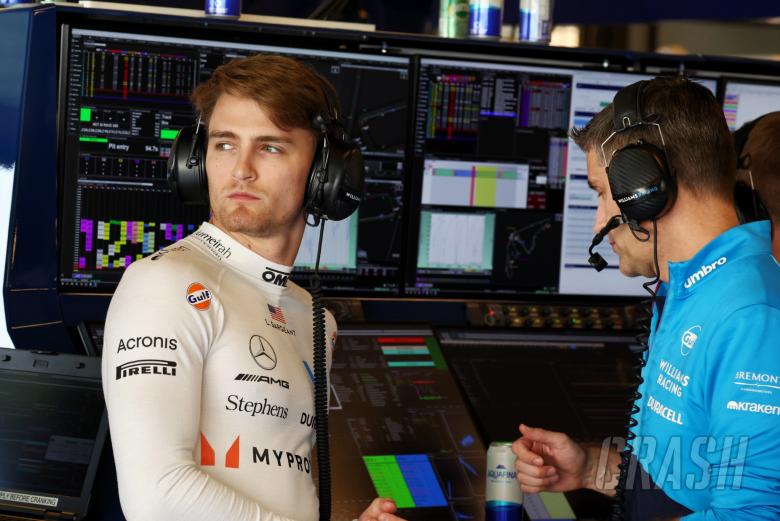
588,215 -> 624,272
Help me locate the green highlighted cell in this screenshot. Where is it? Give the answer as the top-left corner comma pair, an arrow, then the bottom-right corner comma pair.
160,129 -> 180,140
387,361 -> 436,368
362,456 -> 415,508
80,108 -> 92,122
79,136 -> 108,143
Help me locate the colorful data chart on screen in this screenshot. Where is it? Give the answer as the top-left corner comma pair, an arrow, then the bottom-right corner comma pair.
363,454 -> 448,508
422,160 -> 529,209
378,336 -> 447,370
77,219 -> 195,270
294,212 -> 358,270
417,211 -> 495,272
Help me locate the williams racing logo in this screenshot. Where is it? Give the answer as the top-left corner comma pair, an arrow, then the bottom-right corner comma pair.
249,335 -> 277,370
187,282 -> 212,310
115,359 -> 177,380
261,267 -> 289,288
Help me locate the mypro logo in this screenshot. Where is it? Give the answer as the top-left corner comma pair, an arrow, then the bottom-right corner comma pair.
249,335 -> 277,370
115,359 -> 177,380
261,267 -> 289,288
680,325 -> 701,357
683,256 -> 727,289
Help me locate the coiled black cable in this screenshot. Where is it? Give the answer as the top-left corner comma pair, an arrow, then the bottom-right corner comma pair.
611,219 -> 660,521
311,221 -> 331,521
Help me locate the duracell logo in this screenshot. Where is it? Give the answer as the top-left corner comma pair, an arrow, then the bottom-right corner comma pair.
115,359 -> 177,380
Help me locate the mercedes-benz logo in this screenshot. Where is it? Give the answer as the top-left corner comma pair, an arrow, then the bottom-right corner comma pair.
249,335 -> 277,370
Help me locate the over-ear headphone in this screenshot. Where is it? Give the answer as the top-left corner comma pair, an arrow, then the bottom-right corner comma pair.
167,78 -> 364,222
601,80 -> 675,226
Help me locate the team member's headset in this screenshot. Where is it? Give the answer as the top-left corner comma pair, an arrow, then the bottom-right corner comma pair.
733,115 -> 769,223
166,78 -> 364,521
587,79 -> 676,272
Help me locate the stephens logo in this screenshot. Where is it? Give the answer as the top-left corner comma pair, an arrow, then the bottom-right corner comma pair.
249,335 -> 277,370
683,256 -> 727,289
200,433 -> 240,469
115,359 -> 177,380
187,283 -> 212,310
234,373 -> 289,389
680,325 -> 701,356
225,394 -> 288,420
261,267 -> 289,288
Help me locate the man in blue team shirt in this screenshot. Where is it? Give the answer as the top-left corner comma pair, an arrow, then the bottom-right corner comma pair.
511,77 -> 780,520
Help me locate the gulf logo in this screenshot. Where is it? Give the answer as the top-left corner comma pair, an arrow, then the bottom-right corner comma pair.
186,282 -> 212,310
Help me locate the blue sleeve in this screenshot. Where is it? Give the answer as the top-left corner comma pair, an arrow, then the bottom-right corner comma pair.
683,305 -> 780,521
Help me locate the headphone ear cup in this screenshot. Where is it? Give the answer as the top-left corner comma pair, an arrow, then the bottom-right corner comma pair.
320,137 -> 364,221
608,144 -> 671,223
167,125 -> 209,205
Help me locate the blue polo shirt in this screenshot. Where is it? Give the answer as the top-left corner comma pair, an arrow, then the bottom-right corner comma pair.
630,221 -> 780,520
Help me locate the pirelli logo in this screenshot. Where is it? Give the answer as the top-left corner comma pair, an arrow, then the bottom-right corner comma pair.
234,373 -> 290,389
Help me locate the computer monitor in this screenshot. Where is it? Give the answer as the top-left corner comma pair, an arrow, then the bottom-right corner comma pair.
406,57 -> 655,298
58,27 -> 410,295
723,78 -> 780,131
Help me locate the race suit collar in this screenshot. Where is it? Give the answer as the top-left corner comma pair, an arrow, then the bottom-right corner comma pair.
190,222 -> 293,293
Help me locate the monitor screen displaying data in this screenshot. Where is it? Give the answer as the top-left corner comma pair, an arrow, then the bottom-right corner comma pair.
407,58 -> 656,298
722,79 -> 780,131
58,28 -> 410,294
329,326 -> 486,521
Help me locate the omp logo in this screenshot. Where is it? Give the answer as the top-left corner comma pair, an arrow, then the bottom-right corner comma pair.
115,359 -> 177,380
200,433 -> 240,468
680,325 -> 701,357
683,256 -> 727,289
186,283 -> 212,310
249,335 -> 277,370
261,267 -> 289,287
727,400 -> 780,416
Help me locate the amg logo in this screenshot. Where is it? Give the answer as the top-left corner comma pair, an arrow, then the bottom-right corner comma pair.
683,256 -> 727,289
116,359 -> 177,380
193,231 -> 232,260
252,447 -> 311,474
234,373 -> 290,389
261,267 -> 289,287
727,400 -> 780,415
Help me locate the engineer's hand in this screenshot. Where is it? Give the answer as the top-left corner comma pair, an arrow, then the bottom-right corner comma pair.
511,423 -> 589,494
357,497 -> 405,521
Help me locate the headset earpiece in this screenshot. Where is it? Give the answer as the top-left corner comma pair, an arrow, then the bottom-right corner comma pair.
603,80 -> 675,225
167,121 -> 209,205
